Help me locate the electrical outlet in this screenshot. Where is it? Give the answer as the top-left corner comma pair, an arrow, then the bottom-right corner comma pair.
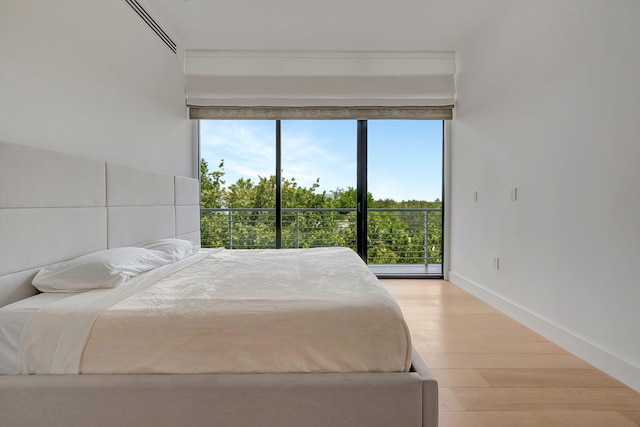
493,256 -> 500,270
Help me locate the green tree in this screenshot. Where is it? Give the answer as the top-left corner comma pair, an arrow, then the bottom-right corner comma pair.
200,158 -> 443,264
200,159 -> 226,208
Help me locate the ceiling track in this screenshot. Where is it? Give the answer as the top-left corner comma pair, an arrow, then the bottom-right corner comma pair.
124,0 -> 177,54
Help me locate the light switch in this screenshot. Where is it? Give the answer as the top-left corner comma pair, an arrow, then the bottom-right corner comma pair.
510,187 -> 518,201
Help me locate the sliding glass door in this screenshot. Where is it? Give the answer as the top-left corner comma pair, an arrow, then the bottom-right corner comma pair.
367,120 -> 443,276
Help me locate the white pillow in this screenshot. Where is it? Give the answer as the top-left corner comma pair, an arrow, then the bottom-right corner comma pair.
135,238 -> 198,262
32,247 -> 171,293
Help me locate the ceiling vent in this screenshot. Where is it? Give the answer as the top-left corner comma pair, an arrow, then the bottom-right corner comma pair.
124,0 -> 177,54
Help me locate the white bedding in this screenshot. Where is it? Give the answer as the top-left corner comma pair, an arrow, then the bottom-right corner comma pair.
17,247 -> 412,375
0,293 -> 76,375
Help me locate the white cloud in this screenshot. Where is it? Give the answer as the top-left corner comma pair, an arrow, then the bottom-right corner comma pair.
202,121 -> 356,191
201,121 -> 275,182
280,129 -> 356,192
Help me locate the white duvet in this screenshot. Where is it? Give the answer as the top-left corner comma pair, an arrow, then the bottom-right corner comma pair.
18,247 -> 412,375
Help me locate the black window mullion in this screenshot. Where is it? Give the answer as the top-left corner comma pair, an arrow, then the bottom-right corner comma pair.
275,120 -> 282,248
356,120 -> 368,262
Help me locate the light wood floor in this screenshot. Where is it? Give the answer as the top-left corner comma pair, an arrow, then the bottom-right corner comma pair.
381,279 -> 640,427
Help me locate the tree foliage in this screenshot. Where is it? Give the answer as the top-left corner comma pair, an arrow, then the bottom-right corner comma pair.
200,159 -> 442,264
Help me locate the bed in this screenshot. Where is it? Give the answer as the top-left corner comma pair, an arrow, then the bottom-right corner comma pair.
0,140 -> 438,427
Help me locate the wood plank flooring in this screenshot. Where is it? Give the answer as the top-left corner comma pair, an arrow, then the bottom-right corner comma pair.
381,279 -> 640,427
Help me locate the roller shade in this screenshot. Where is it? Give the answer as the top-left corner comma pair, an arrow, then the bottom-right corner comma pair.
186,50 -> 455,119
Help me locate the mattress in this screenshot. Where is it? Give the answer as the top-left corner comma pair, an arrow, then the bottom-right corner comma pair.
15,247 -> 412,375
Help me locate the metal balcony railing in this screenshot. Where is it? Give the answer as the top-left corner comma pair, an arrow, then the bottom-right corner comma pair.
201,207 -> 443,265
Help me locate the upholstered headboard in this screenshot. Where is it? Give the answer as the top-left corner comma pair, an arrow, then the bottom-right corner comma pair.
0,141 -> 200,307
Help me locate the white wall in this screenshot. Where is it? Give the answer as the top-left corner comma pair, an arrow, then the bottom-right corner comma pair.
449,0 -> 640,391
0,1 -> 193,177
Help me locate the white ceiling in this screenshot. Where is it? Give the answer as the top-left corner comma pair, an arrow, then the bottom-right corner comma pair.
143,0 -> 510,51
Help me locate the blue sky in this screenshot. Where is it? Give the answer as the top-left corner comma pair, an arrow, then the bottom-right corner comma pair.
200,120 -> 442,202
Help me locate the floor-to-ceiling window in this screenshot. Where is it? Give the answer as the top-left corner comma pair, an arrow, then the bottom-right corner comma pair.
199,119 -> 444,278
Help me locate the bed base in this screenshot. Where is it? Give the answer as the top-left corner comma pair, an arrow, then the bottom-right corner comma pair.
0,349 -> 437,427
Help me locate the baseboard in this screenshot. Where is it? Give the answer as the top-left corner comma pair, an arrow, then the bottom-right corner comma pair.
448,271 -> 640,393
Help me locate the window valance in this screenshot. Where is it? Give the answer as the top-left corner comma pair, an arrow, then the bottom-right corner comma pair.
186,50 -> 455,119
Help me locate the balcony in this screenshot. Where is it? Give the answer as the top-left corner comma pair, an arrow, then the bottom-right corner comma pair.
201,207 -> 443,278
